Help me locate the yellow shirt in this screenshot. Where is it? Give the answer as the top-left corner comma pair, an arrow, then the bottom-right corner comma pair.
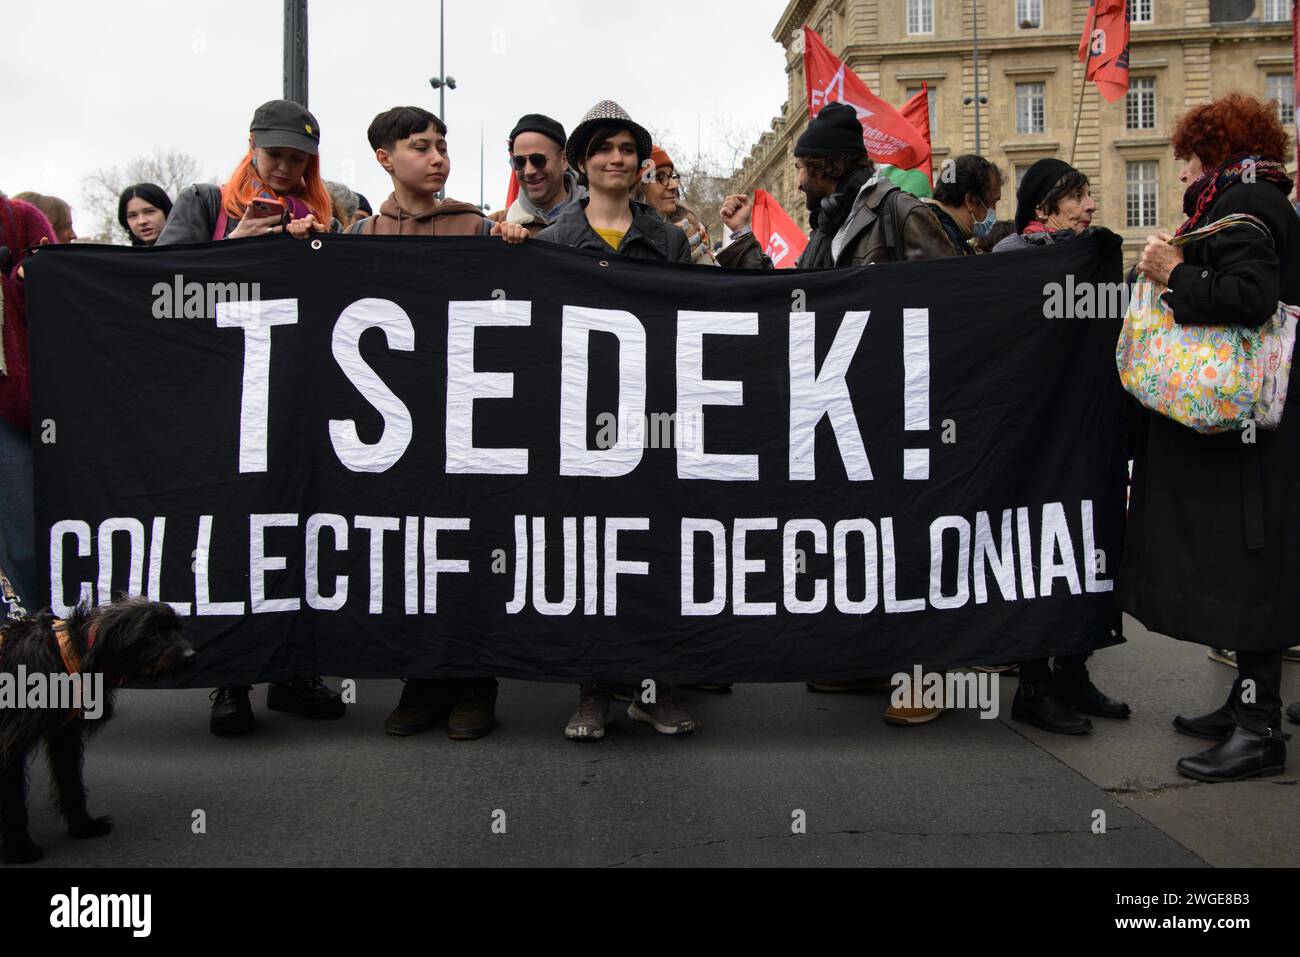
594,227 -> 625,251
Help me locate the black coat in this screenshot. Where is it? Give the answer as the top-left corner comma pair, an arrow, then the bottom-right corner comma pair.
1118,180 -> 1300,651
536,198 -> 692,263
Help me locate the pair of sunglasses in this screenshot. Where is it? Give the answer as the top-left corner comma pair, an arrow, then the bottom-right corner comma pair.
510,153 -> 550,172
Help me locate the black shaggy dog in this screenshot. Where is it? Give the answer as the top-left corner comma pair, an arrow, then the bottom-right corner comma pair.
0,598 -> 193,864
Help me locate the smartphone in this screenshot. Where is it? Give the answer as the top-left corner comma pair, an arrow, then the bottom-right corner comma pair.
248,197 -> 286,219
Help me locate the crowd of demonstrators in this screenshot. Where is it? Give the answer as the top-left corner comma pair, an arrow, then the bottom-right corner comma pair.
1121,92 -> 1300,783
117,183 -> 172,246
3,89 -> 1298,778
992,158 -> 1131,737
14,192 -> 76,244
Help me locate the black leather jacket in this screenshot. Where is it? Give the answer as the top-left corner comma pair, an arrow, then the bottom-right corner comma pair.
536,198 -> 692,263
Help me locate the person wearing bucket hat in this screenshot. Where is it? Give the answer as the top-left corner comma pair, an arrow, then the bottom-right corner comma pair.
535,102 -> 695,740
991,158 -> 1097,252
718,100 -> 954,269
535,100 -> 691,264
488,112 -> 586,236
157,99 -> 335,245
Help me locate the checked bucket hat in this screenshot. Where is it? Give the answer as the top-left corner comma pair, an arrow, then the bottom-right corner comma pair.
565,100 -> 653,171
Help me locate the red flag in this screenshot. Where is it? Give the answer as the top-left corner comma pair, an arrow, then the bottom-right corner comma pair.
504,169 -> 520,209
899,82 -> 934,188
1077,0 -> 1130,104
802,26 -> 931,170
751,189 -> 809,269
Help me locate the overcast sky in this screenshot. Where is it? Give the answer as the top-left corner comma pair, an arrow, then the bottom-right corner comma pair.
5,0 -> 792,232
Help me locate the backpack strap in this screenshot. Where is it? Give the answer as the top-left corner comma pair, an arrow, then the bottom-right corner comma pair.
878,184 -> 908,261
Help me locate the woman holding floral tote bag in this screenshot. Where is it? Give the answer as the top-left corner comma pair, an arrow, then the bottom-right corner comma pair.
1119,93 -> 1300,783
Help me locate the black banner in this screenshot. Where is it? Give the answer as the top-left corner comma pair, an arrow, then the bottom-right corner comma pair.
26,232 -> 1127,685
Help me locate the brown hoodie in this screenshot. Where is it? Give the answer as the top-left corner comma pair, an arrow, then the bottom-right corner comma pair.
351,193 -> 490,236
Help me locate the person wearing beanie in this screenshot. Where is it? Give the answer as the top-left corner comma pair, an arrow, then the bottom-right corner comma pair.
488,113 -> 586,236
533,101 -> 697,742
719,100 -> 955,269
0,195 -> 57,616
117,183 -> 173,246
642,145 -> 720,266
157,98 -> 336,245
991,157 -> 1097,252
990,157 -> 1128,735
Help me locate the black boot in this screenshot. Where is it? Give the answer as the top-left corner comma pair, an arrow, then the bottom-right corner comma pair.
1011,682 -> 1093,735
210,686 -> 255,736
1176,726 -> 1288,783
267,675 -> 346,719
1052,663 -> 1130,719
1173,678 -> 1241,741
384,679 -> 447,736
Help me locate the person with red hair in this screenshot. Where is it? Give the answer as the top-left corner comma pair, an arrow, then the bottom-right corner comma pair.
153,101 -> 344,733
0,193 -> 57,617
1123,92 -> 1300,782
157,99 -> 334,245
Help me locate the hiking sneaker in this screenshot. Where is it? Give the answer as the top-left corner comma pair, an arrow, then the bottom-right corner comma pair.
1207,648 -> 1238,668
883,702 -> 945,726
627,688 -> 698,735
565,686 -> 612,741
610,685 -> 636,702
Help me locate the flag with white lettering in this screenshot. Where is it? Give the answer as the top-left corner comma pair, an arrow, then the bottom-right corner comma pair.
802,26 -> 931,171
750,189 -> 809,269
25,231 -> 1129,686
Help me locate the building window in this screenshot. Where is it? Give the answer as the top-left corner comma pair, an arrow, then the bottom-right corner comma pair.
1126,76 -> 1156,130
907,0 -> 934,35
1016,0 -> 1042,28
1268,73 -> 1296,125
1015,82 -> 1046,135
904,85 -> 939,141
1127,0 -> 1153,23
1126,161 -> 1159,228
1263,0 -> 1289,22
1015,164 -> 1033,188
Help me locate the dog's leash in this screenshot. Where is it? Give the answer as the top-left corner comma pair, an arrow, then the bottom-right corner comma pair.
0,619 -> 100,721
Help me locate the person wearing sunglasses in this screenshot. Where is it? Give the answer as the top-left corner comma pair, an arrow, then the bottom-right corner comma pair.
641,146 -> 719,266
487,113 -> 585,237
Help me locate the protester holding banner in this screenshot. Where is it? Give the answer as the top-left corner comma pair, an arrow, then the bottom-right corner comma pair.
487,113 -> 585,237
1121,93 -> 1299,782
143,100 -> 346,732
347,104 -> 505,739
117,183 -> 173,246
925,155 -> 1002,257
642,146 -> 719,266
717,102 -> 955,270
0,193 -> 56,616
534,100 -> 696,738
157,99 -> 335,245
992,157 -> 1130,735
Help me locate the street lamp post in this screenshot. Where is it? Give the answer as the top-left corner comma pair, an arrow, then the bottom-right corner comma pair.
428,0 -> 457,199
962,0 -> 988,155
283,0 -> 308,108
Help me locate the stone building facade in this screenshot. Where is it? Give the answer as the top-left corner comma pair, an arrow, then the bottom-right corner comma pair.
731,0 -> 1296,259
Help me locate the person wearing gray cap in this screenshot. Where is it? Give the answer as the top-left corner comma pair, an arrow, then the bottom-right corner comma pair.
157,99 -> 336,245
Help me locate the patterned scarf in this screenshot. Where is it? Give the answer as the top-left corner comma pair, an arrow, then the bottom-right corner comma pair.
1177,155 -> 1293,236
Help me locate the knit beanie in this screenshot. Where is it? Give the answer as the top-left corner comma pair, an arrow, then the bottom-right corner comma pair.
794,102 -> 867,158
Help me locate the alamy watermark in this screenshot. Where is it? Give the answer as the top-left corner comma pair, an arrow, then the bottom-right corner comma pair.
152,274 -> 261,319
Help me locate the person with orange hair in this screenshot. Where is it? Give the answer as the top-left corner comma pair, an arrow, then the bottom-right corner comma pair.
154,101 -> 345,733
157,99 -> 335,245
1123,92 -> 1300,783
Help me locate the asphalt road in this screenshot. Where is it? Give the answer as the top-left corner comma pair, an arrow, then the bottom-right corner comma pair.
10,615 -> 1299,867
